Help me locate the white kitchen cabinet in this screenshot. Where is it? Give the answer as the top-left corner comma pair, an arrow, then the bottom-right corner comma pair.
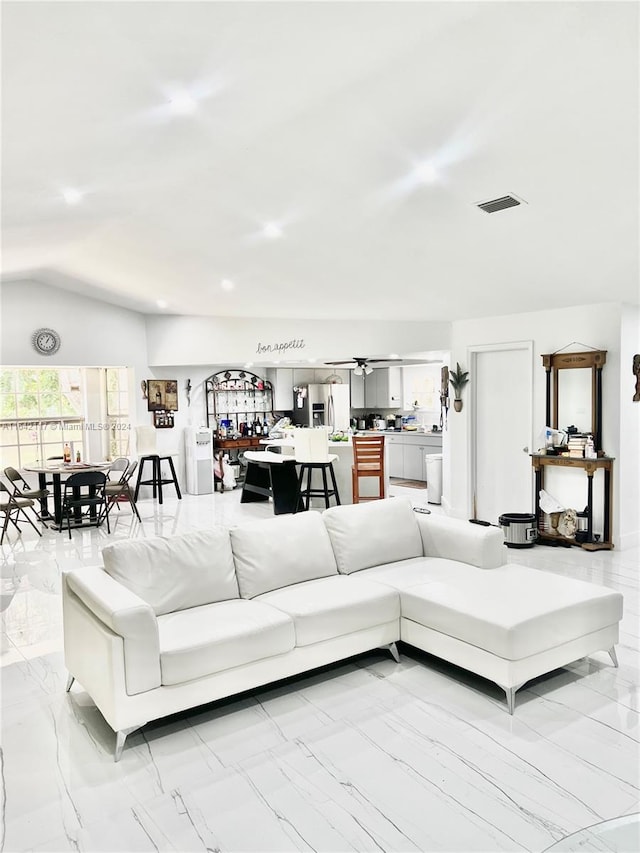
364,367 -> 403,409
381,433 -> 442,482
266,368 -> 294,411
364,372 -> 377,408
403,443 -> 426,481
387,436 -> 404,477
351,371 -> 365,408
383,366 -> 403,408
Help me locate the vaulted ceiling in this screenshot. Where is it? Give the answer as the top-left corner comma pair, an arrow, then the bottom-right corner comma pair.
2,1 -> 638,321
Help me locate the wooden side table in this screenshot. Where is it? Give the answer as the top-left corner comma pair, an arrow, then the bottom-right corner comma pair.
531,454 -> 614,550
214,437 -> 263,486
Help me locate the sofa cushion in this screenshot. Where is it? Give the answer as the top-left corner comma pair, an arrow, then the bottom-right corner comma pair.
102,529 -> 238,616
415,513 -> 506,569
355,557 -> 477,590
230,512 -> 338,599
401,565 -> 624,661
322,497 -> 423,574
157,599 -> 295,685
255,575 -> 399,646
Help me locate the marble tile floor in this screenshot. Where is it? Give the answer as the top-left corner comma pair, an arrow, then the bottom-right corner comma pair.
1,487 -> 638,853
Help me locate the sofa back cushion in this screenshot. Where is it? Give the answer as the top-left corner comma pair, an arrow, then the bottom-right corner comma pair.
322,497 -> 423,574
101,529 -> 239,616
416,513 -> 507,569
230,512 -> 338,599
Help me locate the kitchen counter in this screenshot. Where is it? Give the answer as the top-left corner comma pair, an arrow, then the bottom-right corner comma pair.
259,437 -> 389,502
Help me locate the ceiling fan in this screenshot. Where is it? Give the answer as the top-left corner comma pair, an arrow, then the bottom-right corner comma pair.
326,356 -> 398,375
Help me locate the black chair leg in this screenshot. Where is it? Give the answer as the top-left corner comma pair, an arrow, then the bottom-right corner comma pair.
130,492 -> 142,521
305,466 -> 313,510
293,465 -> 305,514
329,463 -> 340,505
166,457 -> 182,499
321,465 -> 330,508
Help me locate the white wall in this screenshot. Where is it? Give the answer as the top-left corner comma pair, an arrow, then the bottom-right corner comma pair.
619,304 -> 640,549
448,302 -> 637,548
0,279 -> 152,428
145,315 -> 450,366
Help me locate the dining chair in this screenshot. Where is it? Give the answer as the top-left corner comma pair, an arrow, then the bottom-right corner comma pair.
61,471 -> 110,539
0,481 -> 42,544
351,435 -> 385,503
107,457 -> 129,482
104,461 -> 141,521
3,466 -> 49,526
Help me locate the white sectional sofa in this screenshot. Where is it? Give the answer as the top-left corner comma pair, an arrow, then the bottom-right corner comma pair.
62,498 -> 623,760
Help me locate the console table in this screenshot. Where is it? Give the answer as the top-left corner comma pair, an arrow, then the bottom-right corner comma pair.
214,437 -> 263,485
531,454 -> 614,550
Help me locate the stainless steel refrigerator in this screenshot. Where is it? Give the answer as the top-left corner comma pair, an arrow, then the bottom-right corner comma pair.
293,384 -> 350,431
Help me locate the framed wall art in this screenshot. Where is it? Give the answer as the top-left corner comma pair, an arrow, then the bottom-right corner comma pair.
147,379 -> 179,412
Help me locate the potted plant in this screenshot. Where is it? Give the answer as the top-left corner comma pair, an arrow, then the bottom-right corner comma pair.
449,362 -> 469,412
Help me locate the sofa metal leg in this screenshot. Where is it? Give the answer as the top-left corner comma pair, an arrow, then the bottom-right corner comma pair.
608,646 -> 619,668
505,687 -> 516,715
65,674 -> 75,693
114,725 -> 141,762
386,642 -> 400,663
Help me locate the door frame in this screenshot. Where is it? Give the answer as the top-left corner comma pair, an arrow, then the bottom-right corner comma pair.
468,341 -> 534,519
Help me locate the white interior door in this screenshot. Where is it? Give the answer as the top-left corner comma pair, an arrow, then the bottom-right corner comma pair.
471,343 -> 533,524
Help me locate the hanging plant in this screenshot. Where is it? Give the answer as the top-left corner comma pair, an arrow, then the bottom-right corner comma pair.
449,363 -> 469,412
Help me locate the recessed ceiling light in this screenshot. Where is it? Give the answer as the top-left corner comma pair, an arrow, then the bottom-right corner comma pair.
156,299 -> 168,309
244,362 -> 253,369
168,92 -> 198,116
307,358 -> 317,363
389,353 -> 400,359
220,279 -> 235,291
263,222 -> 283,239
414,162 -> 438,184
62,188 -> 83,205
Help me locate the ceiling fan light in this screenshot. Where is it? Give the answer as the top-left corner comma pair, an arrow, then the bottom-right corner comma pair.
364,365 -> 374,375
354,365 -> 363,376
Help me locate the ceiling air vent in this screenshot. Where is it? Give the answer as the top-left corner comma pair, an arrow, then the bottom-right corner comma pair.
476,194 -> 526,214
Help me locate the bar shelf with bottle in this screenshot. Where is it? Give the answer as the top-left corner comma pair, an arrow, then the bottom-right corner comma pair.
205,369 -> 273,438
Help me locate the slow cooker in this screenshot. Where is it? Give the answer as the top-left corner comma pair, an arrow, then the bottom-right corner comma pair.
498,513 -> 537,548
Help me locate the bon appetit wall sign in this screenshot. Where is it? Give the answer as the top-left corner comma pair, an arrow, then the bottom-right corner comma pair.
256,338 -> 306,356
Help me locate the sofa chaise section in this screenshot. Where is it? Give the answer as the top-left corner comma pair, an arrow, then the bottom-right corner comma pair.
322,498 -> 623,712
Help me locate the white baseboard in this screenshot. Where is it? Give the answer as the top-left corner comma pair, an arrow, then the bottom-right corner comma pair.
618,530 -> 640,551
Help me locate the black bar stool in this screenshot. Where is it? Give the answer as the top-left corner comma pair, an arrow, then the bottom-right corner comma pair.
133,426 -> 181,506
294,459 -> 340,511
134,455 -> 181,505
291,431 -> 340,513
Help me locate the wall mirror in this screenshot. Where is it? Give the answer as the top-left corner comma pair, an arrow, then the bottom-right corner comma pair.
557,368 -> 592,434
542,350 -> 606,451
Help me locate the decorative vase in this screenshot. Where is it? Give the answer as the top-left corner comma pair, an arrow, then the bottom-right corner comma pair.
453,399 -> 463,412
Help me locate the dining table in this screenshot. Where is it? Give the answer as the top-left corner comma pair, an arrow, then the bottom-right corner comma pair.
23,461 -> 113,529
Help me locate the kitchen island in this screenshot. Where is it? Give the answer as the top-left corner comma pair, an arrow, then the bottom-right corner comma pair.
260,435 -> 389,504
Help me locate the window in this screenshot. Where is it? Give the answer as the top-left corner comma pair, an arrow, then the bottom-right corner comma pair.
0,368 -> 85,468
105,368 -> 130,459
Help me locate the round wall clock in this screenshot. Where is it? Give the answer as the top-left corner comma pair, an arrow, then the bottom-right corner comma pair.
32,327 -> 61,356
